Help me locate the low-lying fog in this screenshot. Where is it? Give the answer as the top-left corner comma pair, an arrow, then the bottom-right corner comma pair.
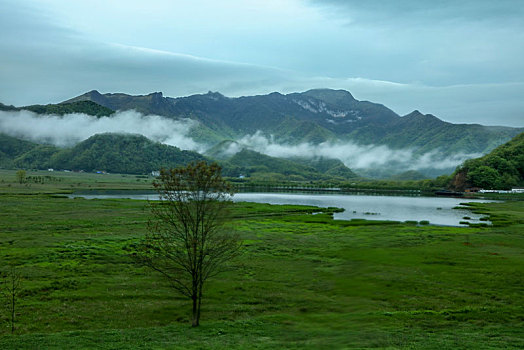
0,110 -> 481,174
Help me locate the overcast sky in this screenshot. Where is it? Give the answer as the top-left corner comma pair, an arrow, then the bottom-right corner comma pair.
1,0 -> 523,126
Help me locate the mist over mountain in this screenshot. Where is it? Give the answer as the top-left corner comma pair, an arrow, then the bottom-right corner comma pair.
1,88 -> 522,178
4,133 -> 206,175
65,88 -> 521,150
0,108 -> 200,150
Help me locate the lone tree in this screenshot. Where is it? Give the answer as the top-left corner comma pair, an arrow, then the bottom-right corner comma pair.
1,266 -> 22,334
135,161 -> 241,327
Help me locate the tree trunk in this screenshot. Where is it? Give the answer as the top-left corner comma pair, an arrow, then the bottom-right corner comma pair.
11,291 -> 15,334
191,295 -> 199,327
196,289 -> 202,327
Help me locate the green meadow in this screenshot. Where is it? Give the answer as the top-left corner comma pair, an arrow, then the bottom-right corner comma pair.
0,170 -> 522,349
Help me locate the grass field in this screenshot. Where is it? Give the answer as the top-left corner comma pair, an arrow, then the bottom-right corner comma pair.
0,171 -> 522,349
0,169 -> 154,194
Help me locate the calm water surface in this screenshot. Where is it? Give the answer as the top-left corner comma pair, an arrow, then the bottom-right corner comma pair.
233,193 -> 495,226
71,191 -> 496,226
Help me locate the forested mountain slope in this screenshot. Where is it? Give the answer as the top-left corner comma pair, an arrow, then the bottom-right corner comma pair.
451,132 -> 524,190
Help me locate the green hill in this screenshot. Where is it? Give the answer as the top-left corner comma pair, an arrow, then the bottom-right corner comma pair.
271,117 -> 338,144
47,133 -> 206,174
291,157 -> 358,179
221,149 -> 359,181
204,140 -> 242,160
223,149 -> 322,181
451,132 -> 524,190
14,144 -> 61,169
206,142 -> 358,181
375,111 -> 518,156
2,133 -> 206,174
0,133 -> 38,168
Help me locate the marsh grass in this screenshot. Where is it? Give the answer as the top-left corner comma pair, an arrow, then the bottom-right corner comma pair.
0,173 -> 522,348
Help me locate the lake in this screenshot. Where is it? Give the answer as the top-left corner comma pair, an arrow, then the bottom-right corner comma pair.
70,191 -> 496,226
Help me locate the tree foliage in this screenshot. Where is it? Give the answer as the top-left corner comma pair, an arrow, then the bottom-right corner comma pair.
0,134 -> 37,168
134,161 -> 241,327
452,132 -> 524,189
15,170 -> 26,184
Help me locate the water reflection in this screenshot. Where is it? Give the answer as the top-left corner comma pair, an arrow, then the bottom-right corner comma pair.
70,191 -> 496,227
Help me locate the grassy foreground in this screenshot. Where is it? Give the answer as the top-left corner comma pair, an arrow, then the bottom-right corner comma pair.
0,176 -> 523,348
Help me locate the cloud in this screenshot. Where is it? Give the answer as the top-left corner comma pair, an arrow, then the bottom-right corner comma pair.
220,142 -> 243,158
308,0 -> 524,23
410,150 -> 482,171
0,110 -> 202,152
0,109 -> 482,173
235,131 -> 479,171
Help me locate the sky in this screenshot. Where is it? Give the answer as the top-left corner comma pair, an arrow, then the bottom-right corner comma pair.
1,0 -> 523,127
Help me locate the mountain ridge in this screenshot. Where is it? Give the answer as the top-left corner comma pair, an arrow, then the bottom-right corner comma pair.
62,89 -> 522,146
2,88 -> 522,177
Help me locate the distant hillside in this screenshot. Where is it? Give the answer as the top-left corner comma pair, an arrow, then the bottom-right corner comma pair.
0,103 -> 18,112
389,170 -> 428,181
203,140 -> 241,160
451,132 -> 524,190
47,133 -> 206,174
206,140 -> 358,180
4,133 -> 206,174
14,144 -> 61,170
374,111 -> 517,156
223,149 -> 320,181
0,100 -> 114,117
221,149 -> 356,181
0,133 -> 38,168
291,157 -> 358,179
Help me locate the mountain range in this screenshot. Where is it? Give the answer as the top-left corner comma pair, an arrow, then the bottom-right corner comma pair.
64,89 -> 522,156
1,88 -> 522,179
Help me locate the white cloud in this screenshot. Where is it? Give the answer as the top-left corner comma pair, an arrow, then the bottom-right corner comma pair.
235,132 -> 479,171
0,109 -> 484,173
0,110 -> 202,152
